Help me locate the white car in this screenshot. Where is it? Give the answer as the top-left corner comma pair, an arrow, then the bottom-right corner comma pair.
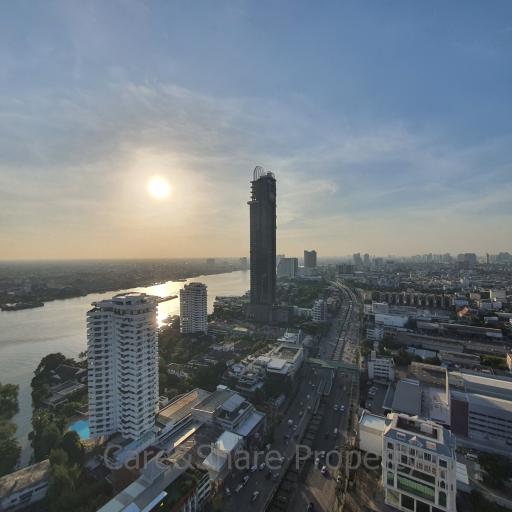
259,462 -> 266,470
321,465 -> 328,475
333,405 -> 338,411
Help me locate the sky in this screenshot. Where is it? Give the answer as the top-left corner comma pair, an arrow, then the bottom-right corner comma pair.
1,0 -> 511,260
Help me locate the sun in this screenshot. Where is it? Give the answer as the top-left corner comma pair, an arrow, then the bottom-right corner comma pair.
147,176 -> 171,200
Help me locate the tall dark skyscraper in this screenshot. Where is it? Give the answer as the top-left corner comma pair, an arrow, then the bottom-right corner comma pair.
248,166 -> 276,307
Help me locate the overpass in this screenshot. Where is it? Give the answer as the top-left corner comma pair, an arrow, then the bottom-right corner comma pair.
307,357 -> 358,372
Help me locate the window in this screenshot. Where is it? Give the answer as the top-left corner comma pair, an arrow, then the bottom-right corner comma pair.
401,494 -> 415,511
439,459 -> 447,468
387,471 -> 394,486
439,491 -> 447,507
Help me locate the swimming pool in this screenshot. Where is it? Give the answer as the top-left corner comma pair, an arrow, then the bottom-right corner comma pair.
68,418 -> 90,440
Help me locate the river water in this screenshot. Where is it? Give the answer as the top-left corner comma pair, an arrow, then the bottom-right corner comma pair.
0,270 -> 249,465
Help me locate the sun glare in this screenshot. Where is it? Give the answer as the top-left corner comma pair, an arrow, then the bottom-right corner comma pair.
147,176 -> 171,200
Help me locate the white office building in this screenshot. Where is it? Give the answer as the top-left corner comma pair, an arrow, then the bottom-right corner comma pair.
367,324 -> 384,343
180,282 -> 208,334
383,413 -> 457,512
312,299 -> 328,322
368,350 -> 395,382
87,292 -> 159,441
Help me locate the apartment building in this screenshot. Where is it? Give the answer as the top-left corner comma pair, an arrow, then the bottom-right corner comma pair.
87,292 -> 159,440
180,282 -> 208,334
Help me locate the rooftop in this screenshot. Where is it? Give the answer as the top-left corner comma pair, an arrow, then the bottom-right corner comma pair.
157,389 -> 211,426
193,387 -> 236,415
0,460 -> 50,498
391,379 -> 421,416
359,410 -> 388,433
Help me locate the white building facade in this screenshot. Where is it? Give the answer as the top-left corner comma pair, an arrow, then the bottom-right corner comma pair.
383,413 -> 457,512
312,299 -> 328,322
87,292 -> 159,440
368,350 -> 395,381
180,282 -> 208,334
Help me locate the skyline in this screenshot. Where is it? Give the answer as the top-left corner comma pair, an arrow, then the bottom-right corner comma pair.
1,1 -> 512,259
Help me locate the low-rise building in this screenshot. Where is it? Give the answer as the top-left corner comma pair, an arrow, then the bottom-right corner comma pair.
359,410 -> 387,455
368,350 -> 395,382
202,431 -> 244,482
277,328 -> 304,345
367,324 -> 384,343
383,413 -> 457,512
0,460 -> 50,512
254,343 -> 304,380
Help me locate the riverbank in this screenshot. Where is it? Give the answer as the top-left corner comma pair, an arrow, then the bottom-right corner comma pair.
0,270 -> 250,467
0,265 -> 239,311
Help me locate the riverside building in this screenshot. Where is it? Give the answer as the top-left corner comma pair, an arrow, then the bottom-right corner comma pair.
180,282 -> 208,334
87,292 -> 159,440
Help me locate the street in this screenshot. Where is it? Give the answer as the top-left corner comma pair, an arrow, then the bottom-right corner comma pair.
288,281 -> 362,512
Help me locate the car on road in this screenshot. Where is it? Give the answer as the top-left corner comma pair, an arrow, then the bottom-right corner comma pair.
235,484 -> 243,493
250,491 -> 260,502
321,465 -> 328,475
243,475 -> 250,484
333,428 -> 338,435
225,488 -> 231,496
333,404 -> 338,411
259,462 -> 266,470
250,464 -> 257,472
307,502 -> 315,511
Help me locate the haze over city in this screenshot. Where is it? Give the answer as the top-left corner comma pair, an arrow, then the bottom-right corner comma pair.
1,1 -> 511,260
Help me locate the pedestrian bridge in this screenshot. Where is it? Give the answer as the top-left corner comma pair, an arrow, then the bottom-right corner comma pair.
307,357 -> 358,371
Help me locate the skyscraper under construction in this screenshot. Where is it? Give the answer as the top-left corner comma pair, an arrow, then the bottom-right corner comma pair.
248,166 -> 276,306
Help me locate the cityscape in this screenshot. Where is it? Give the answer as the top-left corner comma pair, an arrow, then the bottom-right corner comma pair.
1,3 -> 512,512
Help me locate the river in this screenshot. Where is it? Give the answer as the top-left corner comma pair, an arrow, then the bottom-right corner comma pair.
0,270 -> 250,465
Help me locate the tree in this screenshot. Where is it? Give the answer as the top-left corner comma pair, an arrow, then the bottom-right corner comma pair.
47,463 -> 78,511
34,353 -> 68,376
31,410 -> 62,462
49,447 -> 69,467
61,431 -> 84,466
0,383 -> 19,419
0,420 -> 20,476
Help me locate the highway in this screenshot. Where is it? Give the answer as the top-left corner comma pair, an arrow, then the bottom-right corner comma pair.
287,280 -> 362,512
222,364 -> 323,511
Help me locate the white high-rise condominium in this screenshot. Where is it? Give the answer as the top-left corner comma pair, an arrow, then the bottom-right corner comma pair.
87,292 -> 159,441
180,282 -> 208,334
